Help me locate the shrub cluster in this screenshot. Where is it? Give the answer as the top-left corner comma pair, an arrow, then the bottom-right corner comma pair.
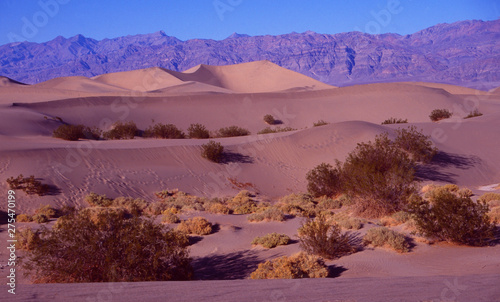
103,121 -> 139,140
84,193 -> 148,216
161,211 -> 180,224
188,123 -> 210,139
381,117 -> 408,125
250,252 -> 328,279
23,211 -> 192,282
143,123 -> 185,139
251,233 -> 290,248
363,227 -> 410,253
429,109 -> 452,122
217,126 -> 250,137
177,217 -> 213,235
201,141 -> 224,163
464,109 -> 483,119
306,163 -> 343,198
257,127 -> 296,135
53,124 -> 101,141
6,174 -> 50,196
313,120 -> 328,127
228,190 -> 258,214
247,207 -> 285,222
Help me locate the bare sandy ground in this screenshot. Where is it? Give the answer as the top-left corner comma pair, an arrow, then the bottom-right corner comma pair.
0,61 -> 499,300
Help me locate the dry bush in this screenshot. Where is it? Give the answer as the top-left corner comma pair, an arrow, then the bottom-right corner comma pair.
162,212 -> 180,224
16,228 -> 40,251
201,140 -> 224,163
160,193 -> 206,213
85,192 -> 113,207
363,227 -> 410,253
278,193 -> 317,217
112,197 -> 149,216
408,191 -> 495,246
393,126 -> 437,163
188,123 -> 210,139
429,109 -> 452,122
228,190 -> 258,214
247,207 -> 285,222
464,109 -> 483,119
488,206 -> 500,223
380,211 -> 411,226
252,233 -> 290,248
205,202 -> 231,214
298,215 -> 355,259
177,217 -> 213,235
77,207 -> 128,224
143,123 -> 185,139
6,174 -> 50,196
457,188 -> 474,198
306,163 -> 343,198
381,117 -> 408,125
217,126 -> 250,137
32,214 -> 49,223
23,211 -> 192,282
315,196 -> 343,211
53,124 -> 101,141
144,201 -> 172,216
313,120 -> 328,127
17,214 -> 33,222
35,205 -> 57,218
263,114 -> 276,125
330,214 -> 363,230
478,193 -> 500,204
103,121 -> 139,140
250,252 -> 328,279
257,127 -> 296,134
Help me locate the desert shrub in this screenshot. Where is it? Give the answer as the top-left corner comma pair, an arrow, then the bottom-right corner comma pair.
298,215 -> 354,259
217,126 -> 250,137
23,211 -> 192,282
17,214 -> 33,222
32,214 -> 49,223
257,127 -> 296,134
16,228 -> 40,251
162,212 -> 180,224
250,252 -> 328,279
306,163 -> 343,198
488,207 -> 500,223
263,114 -> 276,125
6,174 -> 50,196
52,124 -> 85,141
35,205 -> 57,218
341,133 -> 417,217
429,109 -> 452,122
247,207 -> 285,222
382,211 -> 411,226
228,190 -> 258,214
143,123 -> 185,139
201,140 -> 224,163
393,126 -> 437,163
161,193 -> 206,213
478,193 -> 500,204
424,184 -> 464,200
103,121 -> 139,140
313,120 -> 328,127
77,207 -> 128,224
278,193 -> 317,217
85,192 -> 113,207
457,188 -> 474,198
252,233 -> 290,248
363,227 -> 410,253
205,202 -> 231,214
381,117 -> 408,125
177,217 -> 213,235
464,109 -> 483,119
144,201 -> 171,216
330,214 -> 363,230
112,197 -> 149,216
315,196 -> 343,211
188,123 -> 210,139
408,192 -> 495,246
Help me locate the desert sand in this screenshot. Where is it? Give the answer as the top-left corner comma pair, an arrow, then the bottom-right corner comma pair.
0,61 -> 499,301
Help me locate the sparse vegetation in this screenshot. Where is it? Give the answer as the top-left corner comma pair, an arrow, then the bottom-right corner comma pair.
143,123 -> 185,139
205,201 -> 231,214
177,217 -> 213,235
429,109 -> 452,122
228,190 -> 258,214
16,228 -> 40,251
306,163 -> 342,198
85,192 -> 113,207
201,140 -> 224,163
103,121 -> 139,140
278,193 -> 317,217
161,211 -> 180,224
251,233 -> 290,248
263,114 -> 276,125
188,123 -> 210,139
247,207 -> 286,222
257,127 -> 296,134
17,214 -> 33,222
363,227 -> 411,253
478,193 -> 500,204
393,126 -> 437,163
298,215 -> 355,259
313,120 -> 328,127
6,174 -> 50,196
52,124 -> 84,141
217,126 -> 250,137
464,109 -> 483,119
381,117 -> 408,125
250,252 -> 328,279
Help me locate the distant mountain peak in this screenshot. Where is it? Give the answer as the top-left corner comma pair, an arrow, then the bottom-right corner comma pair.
226,32 -> 250,39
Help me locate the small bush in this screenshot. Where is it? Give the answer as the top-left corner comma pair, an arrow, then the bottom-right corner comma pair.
313,120 -> 328,127
16,228 -> 40,251
363,227 -> 410,253
112,197 -> 149,216
278,193 -> 316,217
77,207 -> 128,224
188,123 -> 210,139
429,109 -> 452,122
6,174 -> 50,196
488,207 -> 500,223
263,114 -> 276,125
331,214 -> 363,230
85,192 -> 113,207
247,207 -> 285,222
380,211 -> 411,226
298,215 -> 354,259
315,196 -> 343,211
252,233 -> 290,248
201,140 -> 224,163
228,190 -> 258,214
17,214 -> 33,222
408,191 -> 495,246
478,193 -> 500,204
144,123 -> 185,139
381,117 -> 408,125
35,205 -> 57,218
52,124 -> 85,141
162,212 -> 180,224
250,252 -> 328,279
464,109 -> 483,119
32,214 -> 49,223
103,121 -> 139,140
217,126 -> 250,137
393,126 -> 437,163
205,202 -> 231,214
177,217 -> 213,235
306,163 -> 343,198
257,127 -> 296,134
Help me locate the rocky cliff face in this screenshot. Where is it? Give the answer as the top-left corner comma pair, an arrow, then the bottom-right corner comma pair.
1,19 -> 499,89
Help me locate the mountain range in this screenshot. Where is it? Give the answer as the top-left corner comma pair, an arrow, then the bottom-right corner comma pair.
1,19 -> 499,89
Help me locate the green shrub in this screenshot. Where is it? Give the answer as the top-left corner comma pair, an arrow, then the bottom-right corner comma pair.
313,120 -> 328,127
201,140 -> 224,163
85,192 -> 113,207
250,252 -> 328,279
17,214 -> 33,222
162,212 -> 180,224
381,117 -> 408,125
252,233 -> 290,248
363,227 -> 410,253
247,207 -> 285,222
464,109 -> 483,119
23,211 -> 192,282
177,217 -> 213,235
429,109 -> 452,122
188,123 -> 210,139
103,121 -> 139,140
6,174 -> 50,196
298,215 -> 354,259
306,163 -> 343,198
408,191 -> 495,246
143,123 -> 185,139
217,126 -> 250,137
263,114 -> 276,125
393,126 -> 437,163
257,127 -> 296,134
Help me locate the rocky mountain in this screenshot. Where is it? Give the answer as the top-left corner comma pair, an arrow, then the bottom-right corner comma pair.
1,19 -> 499,89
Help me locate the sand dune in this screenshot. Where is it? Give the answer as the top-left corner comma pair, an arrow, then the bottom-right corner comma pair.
0,76 -> 26,87
34,76 -> 131,93
402,81 -> 491,95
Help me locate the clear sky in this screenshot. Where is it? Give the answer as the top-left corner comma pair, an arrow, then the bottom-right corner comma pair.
0,0 -> 498,45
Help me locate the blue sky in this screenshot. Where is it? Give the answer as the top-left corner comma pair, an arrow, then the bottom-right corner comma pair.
0,0 -> 498,45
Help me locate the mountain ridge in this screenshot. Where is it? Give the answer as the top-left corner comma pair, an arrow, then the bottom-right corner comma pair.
1,19 -> 499,89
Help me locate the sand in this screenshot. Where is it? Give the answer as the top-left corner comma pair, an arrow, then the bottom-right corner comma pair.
0,61 -> 499,300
